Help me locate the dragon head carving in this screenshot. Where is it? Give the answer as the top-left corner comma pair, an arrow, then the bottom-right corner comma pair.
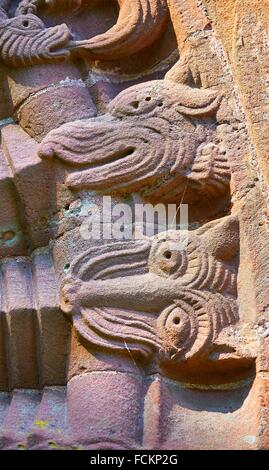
60,216 -> 256,381
11,0 -> 168,62
0,8 -> 71,67
39,80 -> 230,206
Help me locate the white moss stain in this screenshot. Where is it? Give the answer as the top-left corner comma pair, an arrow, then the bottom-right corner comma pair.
0,117 -> 15,128
242,435 -> 257,445
0,224 -> 22,248
17,78 -> 87,116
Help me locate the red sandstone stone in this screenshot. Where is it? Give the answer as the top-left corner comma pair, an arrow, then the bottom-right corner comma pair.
0,0 -> 269,452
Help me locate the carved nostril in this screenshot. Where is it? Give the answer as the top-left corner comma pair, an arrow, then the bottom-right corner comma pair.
131,101 -> 139,109
145,96 -> 151,101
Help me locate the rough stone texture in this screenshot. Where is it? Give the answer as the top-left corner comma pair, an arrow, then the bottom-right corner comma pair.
0,0 -> 269,450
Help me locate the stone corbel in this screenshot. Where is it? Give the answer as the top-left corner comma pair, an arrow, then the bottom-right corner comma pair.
60,215 -> 257,384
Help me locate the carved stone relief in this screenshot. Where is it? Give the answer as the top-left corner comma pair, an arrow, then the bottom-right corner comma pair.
0,0 -> 268,451
39,79 -> 230,209
61,216 -> 252,373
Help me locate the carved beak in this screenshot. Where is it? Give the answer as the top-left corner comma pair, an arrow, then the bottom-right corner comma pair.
74,273 -> 179,313
46,24 -> 72,59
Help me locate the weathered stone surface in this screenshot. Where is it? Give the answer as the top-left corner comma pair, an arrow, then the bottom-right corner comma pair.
1,0 -> 269,451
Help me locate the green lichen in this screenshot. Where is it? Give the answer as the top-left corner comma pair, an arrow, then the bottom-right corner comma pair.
17,443 -> 26,450
48,441 -> 58,449
34,419 -> 49,429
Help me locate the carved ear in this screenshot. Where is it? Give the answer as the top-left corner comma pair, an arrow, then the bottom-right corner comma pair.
174,84 -> 221,118
198,216 -> 239,261
165,52 -> 201,88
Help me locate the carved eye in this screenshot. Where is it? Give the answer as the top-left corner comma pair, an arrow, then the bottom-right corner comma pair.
148,241 -> 188,279
22,19 -> 30,28
10,15 -> 43,32
159,246 -> 187,276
